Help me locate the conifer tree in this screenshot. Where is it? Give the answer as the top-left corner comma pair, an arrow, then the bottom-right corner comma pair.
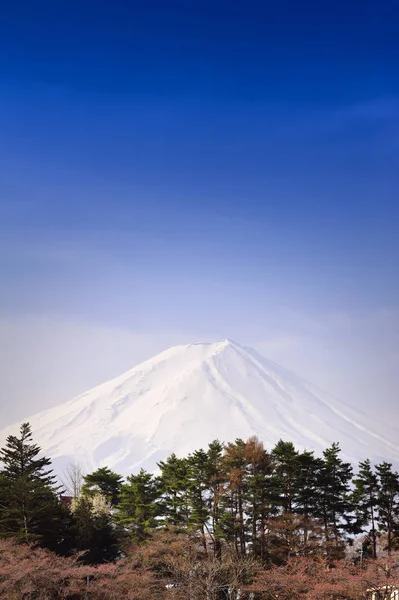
82,467 -> 123,506
117,469 -> 162,544
244,436 -> 275,558
317,442 -> 354,556
206,439 -> 225,558
220,439 -> 248,555
352,459 -> 379,558
375,462 -> 399,554
186,449 -> 213,548
268,440 -> 304,560
0,422 -> 73,553
293,450 -> 324,549
158,454 -> 190,528
271,440 -> 299,515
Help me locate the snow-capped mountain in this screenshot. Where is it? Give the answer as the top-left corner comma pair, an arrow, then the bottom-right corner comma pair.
1,339 -> 398,475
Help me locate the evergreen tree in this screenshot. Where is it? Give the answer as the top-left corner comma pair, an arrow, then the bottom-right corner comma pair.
375,462 -> 399,554
268,441 -> 305,561
352,459 -> 379,558
244,437 -> 275,558
293,451 -> 324,550
82,467 -> 123,506
0,423 -> 72,552
206,439 -> 225,558
220,439 -> 248,555
117,469 -> 162,544
158,454 -> 190,528
271,440 -> 299,514
317,442 -> 354,556
186,449 -> 212,548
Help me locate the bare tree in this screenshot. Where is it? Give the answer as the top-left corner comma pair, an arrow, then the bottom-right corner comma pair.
144,530 -> 259,600
61,461 -> 85,499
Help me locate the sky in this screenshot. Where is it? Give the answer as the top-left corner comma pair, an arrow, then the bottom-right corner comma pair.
1,0 -> 399,427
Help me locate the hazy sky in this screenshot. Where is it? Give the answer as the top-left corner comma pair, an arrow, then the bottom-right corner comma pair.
1,1 -> 398,427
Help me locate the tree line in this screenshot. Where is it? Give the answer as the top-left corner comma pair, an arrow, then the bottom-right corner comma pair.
1,422 -> 399,567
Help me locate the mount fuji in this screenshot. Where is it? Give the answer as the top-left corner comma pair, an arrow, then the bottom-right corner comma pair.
1,339 -> 398,475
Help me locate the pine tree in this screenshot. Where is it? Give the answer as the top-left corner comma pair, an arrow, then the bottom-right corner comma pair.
352,459 -> 379,558
244,436 -> 275,558
117,469 -> 162,544
317,442 -> 354,557
82,467 -> 123,506
271,440 -> 299,514
375,462 -> 399,554
206,439 -> 225,558
220,439 -> 248,556
0,423 -> 72,553
186,449 -> 212,549
294,451 -> 324,551
158,454 -> 190,528
268,441 -> 303,561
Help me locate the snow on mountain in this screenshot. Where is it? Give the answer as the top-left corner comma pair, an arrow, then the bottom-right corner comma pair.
1,339 -> 398,475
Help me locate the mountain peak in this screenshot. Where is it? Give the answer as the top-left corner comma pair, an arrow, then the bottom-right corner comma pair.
217,337 -> 242,349
205,338 -> 239,352
1,340 -> 398,475
186,338 -> 239,349
158,338 -> 244,364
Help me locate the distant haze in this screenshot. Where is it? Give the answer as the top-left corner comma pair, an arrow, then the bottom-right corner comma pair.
1,340 -> 397,475
0,312 -> 398,429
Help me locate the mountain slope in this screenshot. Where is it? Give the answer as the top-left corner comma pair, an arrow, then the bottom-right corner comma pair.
1,339 -> 398,474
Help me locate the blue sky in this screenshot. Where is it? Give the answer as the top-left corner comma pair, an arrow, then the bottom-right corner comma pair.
1,0 -> 398,424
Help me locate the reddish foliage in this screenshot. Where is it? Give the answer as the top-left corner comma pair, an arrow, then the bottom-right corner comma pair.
141,530 -> 259,600
0,539 -> 164,599
2,536 -> 399,600
248,554 -> 399,599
